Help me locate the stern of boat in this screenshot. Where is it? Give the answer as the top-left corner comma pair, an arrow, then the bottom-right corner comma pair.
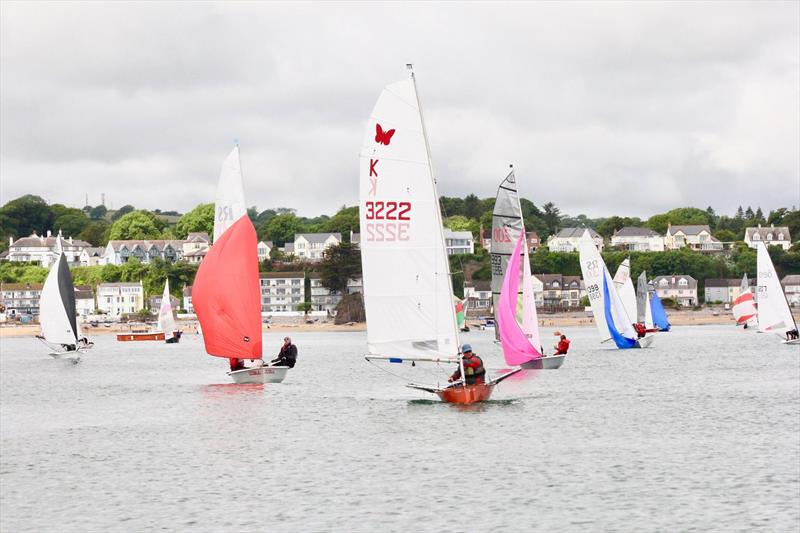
520,355 -> 566,370
228,365 -> 289,384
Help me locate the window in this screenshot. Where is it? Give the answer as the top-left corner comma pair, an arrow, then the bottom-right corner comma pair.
778,232 -> 785,240
678,279 -> 688,286
767,233 -> 773,241
753,233 -> 760,240
659,279 -> 669,287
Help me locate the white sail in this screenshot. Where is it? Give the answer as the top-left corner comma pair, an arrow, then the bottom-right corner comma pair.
40,252 -> 78,345
213,145 -> 247,243
359,76 -> 459,360
613,258 -> 638,324
579,231 -> 636,343
756,242 -> 796,335
157,280 -> 177,338
644,290 -> 654,329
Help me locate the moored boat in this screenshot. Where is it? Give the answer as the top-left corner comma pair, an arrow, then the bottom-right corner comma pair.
116,331 -> 166,342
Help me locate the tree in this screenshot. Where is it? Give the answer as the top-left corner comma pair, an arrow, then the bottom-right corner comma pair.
262,213 -> 305,246
78,221 -> 110,246
713,229 -> 738,243
440,196 -> 465,217
745,206 -> 754,219
645,207 -> 711,234
597,216 -> 640,238
542,202 -> 562,236
174,203 -> 214,238
111,205 -> 135,221
318,242 -> 361,294
0,195 -> 53,241
108,210 -> 165,240
324,205 -> 360,236
89,205 -> 108,220
767,208 -> 789,226
444,215 -> 477,233
463,194 -> 482,220
52,207 -> 90,237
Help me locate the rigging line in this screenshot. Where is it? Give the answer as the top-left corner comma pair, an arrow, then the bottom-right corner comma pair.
365,358 -> 448,389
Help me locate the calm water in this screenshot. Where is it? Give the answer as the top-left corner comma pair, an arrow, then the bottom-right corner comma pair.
1,326 -> 798,532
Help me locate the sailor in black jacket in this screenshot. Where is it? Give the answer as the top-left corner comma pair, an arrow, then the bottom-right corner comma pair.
271,336 -> 298,368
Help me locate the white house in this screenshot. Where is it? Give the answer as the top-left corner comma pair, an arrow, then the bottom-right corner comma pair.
664,224 -> 722,251
530,274 -> 545,306
257,241 -> 274,262
0,282 -> 43,316
652,275 -> 698,307
704,278 -> 756,304
546,228 -> 603,252
309,272 -> 342,314
291,233 -> 342,262
443,229 -> 475,255
347,277 -> 364,295
745,224 -> 792,251
536,274 -> 586,308
782,275 -> 800,307
610,227 -> 665,252
79,247 -> 106,266
103,240 -> 185,265
182,285 -> 194,313
97,281 -> 145,316
260,271 -> 305,313
6,231 -> 90,267
464,281 -> 492,314
75,285 -> 95,317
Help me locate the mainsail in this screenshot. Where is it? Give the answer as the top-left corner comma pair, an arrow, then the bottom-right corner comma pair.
756,242 -> 796,335
359,76 -> 459,361
636,271 -> 654,328
193,215 -> 263,360
157,280 -> 177,339
613,258 -> 638,324
731,274 -> 757,326
497,232 -> 542,365
650,291 -> 671,331
40,250 -> 80,345
213,145 -> 247,243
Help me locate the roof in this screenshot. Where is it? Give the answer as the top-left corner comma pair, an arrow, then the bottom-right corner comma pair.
284,243 -> 295,253
443,229 -> 474,240
705,278 -> 755,288
98,282 -> 143,287
258,240 -> 274,248
183,285 -> 193,297
186,232 -> 210,243
782,275 -> 800,286
553,227 -> 600,239
666,225 -> 711,236
182,246 -> 208,258
467,280 -> 491,292
613,226 -> 660,238
74,285 -> 94,299
526,231 -> 540,240
82,247 -> 105,257
294,233 -> 342,244
11,234 -> 91,248
0,282 -> 44,291
535,274 -> 584,290
259,271 -> 305,279
107,240 -> 185,252
652,275 -> 698,289
746,225 -> 791,241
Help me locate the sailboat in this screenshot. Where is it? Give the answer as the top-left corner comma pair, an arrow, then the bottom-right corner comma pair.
756,242 -> 798,344
193,145 -> 289,383
36,238 -> 92,360
360,69 -> 519,404
158,280 -> 181,343
613,258 -> 638,326
731,274 -> 757,329
579,232 -> 653,349
491,170 -> 564,369
454,296 -> 469,332
636,271 -> 657,332
650,290 -> 671,332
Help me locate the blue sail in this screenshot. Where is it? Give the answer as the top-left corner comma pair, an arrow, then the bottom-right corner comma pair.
603,272 -> 637,349
650,292 -> 671,331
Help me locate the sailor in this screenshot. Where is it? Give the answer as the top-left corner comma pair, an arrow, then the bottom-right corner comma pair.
271,337 -> 298,368
554,335 -> 570,355
229,358 -> 246,372
448,344 -> 486,385
786,329 -> 799,341
633,322 -> 647,338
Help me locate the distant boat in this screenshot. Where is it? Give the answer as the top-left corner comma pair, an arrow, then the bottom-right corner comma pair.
636,271 -> 657,331
579,231 -> 653,349
613,258 -> 638,325
193,145 -> 289,383
491,169 -> 564,369
731,273 -> 757,328
158,280 -> 181,344
36,238 -> 92,360
756,242 -> 798,344
650,291 -> 671,332
454,296 -> 469,332
360,69 -> 519,404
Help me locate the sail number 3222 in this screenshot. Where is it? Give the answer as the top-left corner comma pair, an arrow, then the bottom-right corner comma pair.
364,201 -> 411,220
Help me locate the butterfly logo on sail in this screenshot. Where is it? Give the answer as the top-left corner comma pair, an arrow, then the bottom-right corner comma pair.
375,124 -> 396,145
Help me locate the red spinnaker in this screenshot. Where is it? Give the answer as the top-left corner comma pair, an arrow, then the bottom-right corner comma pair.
193,215 -> 263,360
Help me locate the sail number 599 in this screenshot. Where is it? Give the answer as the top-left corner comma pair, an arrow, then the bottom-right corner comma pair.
364,201 -> 411,220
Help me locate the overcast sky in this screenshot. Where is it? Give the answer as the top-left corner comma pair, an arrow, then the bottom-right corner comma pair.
1,1 -> 798,219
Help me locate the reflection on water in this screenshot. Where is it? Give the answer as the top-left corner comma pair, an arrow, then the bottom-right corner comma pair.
1,326 -> 798,532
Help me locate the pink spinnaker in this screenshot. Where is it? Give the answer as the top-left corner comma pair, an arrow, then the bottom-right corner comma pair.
498,232 -> 542,365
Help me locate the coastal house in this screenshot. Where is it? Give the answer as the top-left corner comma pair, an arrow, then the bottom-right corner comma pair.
147,293 -> 180,313
781,275 -> 800,307
103,240 -> 185,265
96,281 -> 145,316
308,272 -> 342,314
443,229 -> 475,255
546,228 -> 603,252
704,278 -> 756,304
182,285 -> 194,313
79,247 -> 106,266
664,224 -> 722,252
463,281 -> 492,314
75,285 -> 95,317
259,271 -> 305,313
610,227 -> 665,252
536,274 -> 585,309
291,233 -> 342,262
6,231 -> 90,267
346,277 -> 364,295
526,232 -> 541,252
530,274 -> 545,306
744,224 -> 792,251
652,275 -> 698,307
0,282 -> 43,316
257,241 -> 274,262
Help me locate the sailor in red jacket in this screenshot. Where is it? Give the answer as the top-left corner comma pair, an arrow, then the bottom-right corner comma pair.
554,335 -> 570,355
448,344 -> 486,385
229,358 -> 245,372
633,322 -> 647,338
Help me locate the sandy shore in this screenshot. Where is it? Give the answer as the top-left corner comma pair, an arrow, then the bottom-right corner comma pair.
4,309 -> 793,338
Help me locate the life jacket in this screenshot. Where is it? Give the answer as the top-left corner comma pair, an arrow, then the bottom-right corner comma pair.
555,339 -> 570,354
462,353 -> 486,384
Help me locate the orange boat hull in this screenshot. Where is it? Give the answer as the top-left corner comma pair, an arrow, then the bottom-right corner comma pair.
116,332 -> 166,342
435,383 -> 495,404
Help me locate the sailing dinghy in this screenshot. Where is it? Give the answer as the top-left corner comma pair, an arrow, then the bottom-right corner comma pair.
636,271 -> 657,332
193,145 -> 289,383
491,170 -> 564,369
731,274 -> 758,329
579,232 -> 653,349
360,69 -> 519,404
756,242 -> 799,344
650,290 -> 671,332
36,239 -> 92,360
158,280 -> 181,343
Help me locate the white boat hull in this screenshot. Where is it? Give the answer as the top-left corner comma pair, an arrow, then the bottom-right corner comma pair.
520,355 -> 566,369
782,339 -> 800,345
635,336 -> 655,349
228,366 -> 289,384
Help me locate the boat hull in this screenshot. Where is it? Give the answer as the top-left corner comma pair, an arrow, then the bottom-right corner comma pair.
782,339 -> 800,345
435,383 -> 495,404
228,366 -> 289,384
635,336 -> 655,349
116,332 -> 166,342
49,351 -> 81,362
520,354 -> 566,369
